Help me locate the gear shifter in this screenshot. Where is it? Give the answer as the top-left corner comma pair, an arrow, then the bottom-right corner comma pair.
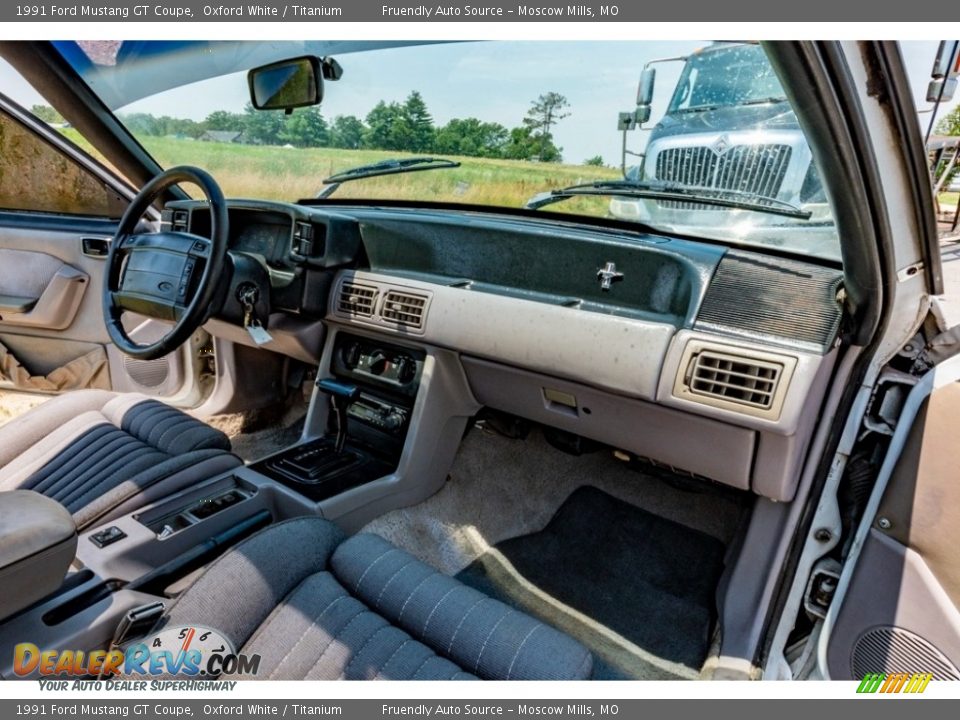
316,378 -> 361,454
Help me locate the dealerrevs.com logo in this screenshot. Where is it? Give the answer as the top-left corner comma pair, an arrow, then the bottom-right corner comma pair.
14,626 -> 260,678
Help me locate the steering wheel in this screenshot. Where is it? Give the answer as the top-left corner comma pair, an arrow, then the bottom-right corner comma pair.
103,166 -> 229,360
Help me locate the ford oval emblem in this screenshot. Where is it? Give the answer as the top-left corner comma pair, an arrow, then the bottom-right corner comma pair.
158,281 -> 174,292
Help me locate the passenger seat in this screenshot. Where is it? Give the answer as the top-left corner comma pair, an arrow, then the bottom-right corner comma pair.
151,517 -> 594,680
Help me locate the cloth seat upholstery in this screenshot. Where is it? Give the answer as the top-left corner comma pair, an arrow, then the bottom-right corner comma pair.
0,390 -> 240,529
155,517 -> 594,681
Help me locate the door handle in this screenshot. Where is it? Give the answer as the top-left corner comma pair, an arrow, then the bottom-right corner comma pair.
81,236 -> 112,258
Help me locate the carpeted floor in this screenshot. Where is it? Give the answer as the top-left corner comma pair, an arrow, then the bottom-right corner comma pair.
456,486 -> 727,680
360,423 -> 747,680
361,424 -> 745,576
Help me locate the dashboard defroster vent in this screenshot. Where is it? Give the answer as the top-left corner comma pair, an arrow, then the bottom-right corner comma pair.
338,281 -> 377,317
687,350 -> 783,410
381,290 -> 428,329
695,251 -> 843,351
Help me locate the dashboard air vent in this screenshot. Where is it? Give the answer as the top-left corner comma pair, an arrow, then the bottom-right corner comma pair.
687,350 -> 783,410
381,290 -> 428,329
338,281 -> 377,317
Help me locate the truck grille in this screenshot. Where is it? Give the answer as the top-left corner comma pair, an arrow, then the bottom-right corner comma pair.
654,143 -> 792,208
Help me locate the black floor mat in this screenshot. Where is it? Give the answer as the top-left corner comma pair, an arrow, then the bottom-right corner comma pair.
456,486 -> 727,679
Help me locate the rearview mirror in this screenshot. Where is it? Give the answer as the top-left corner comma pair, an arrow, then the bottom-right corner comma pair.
248,56 -> 322,111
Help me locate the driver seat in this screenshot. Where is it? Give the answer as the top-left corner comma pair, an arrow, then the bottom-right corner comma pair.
0,390 -> 241,530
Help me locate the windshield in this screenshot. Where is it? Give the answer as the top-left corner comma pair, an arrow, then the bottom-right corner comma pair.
51,40 -> 839,262
667,43 -> 788,113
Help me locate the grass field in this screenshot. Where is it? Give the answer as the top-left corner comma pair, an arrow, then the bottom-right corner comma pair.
61,130 -> 622,216
940,192 -> 958,207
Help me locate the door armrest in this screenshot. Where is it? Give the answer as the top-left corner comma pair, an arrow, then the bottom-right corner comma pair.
0,295 -> 38,315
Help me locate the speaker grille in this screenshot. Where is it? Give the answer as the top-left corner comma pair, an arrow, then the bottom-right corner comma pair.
122,356 -> 170,388
852,626 -> 960,681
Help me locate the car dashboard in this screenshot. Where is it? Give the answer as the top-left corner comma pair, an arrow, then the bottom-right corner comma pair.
163,197 -> 844,503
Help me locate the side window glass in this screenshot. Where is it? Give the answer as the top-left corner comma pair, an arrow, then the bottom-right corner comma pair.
0,108 -> 126,217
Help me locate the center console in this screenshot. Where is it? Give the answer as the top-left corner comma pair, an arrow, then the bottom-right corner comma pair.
252,332 -> 426,501
0,312 -> 485,680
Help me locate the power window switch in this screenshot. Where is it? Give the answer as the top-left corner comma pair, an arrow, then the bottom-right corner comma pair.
89,526 -> 127,548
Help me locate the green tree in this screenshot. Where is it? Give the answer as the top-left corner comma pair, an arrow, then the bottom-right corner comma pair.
434,118 -> 509,158
165,117 -> 204,138
936,105 -> 960,137
242,103 -> 285,145
584,155 -> 604,167
204,110 -> 245,132
120,112 -> 162,137
282,106 -> 329,147
152,115 -> 203,138
403,91 -> 435,152
31,105 -> 63,124
523,92 -> 570,162
363,101 -> 396,149
502,126 -> 538,160
502,125 -> 560,161
330,115 -> 366,149
363,101 -> 410,150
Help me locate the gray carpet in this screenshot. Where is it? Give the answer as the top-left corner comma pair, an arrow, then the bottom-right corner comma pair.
361,424 -> 745,576
456,486 -> 727,680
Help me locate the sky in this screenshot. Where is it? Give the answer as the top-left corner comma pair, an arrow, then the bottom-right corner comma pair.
1,40 -> 958,167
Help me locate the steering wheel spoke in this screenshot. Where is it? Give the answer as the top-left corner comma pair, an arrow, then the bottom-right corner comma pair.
112,232 -> 134,251
103,166 -> 228,360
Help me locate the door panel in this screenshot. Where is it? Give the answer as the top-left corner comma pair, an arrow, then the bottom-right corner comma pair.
0,219 -> 196,400
0,220 -> 114,393
0,94 -> 209,405
824,378 -> 960,680
0,248 -> 89,330
0,220 -> 112,344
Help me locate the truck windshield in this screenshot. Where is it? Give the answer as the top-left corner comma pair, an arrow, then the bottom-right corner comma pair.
668,43 -> 787,113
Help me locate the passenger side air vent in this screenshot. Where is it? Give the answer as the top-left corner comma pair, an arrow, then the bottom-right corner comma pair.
687,350 -> 783,410
338,281 -> 378,317
671,339 -> 798,420
381,290 -> 427,329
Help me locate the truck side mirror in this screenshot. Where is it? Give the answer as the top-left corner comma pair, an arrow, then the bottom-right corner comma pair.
636,66 -> 656,119
928,78 -> 958,103
928,41 -> 960,103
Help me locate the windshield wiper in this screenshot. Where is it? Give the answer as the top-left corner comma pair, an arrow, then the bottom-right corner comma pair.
525,180 -> 812,220
738,96 -> 789,106
317,157 -> 460,198
671,97 -> 787,114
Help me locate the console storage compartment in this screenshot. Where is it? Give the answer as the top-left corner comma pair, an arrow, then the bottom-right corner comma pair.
0,490 -> 77,621
253,437 -> 396,501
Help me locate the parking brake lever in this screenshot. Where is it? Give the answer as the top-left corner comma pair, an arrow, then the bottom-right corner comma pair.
317,378 -> 361,454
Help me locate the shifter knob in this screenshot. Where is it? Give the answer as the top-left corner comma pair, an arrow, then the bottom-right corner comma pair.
316,378 -> 361,401
316,378 -> 361,454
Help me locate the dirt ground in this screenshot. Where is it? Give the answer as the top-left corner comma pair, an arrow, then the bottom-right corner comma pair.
0,390 -> 49,428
